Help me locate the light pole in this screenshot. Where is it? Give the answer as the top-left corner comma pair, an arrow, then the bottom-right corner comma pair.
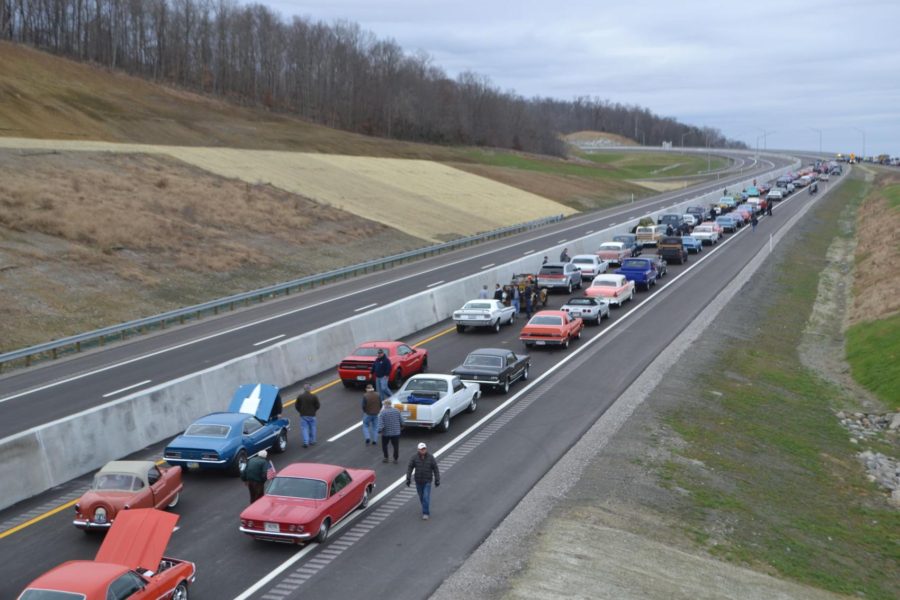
852,127 -> 866,160
681,132 -> 689,148
810,128 -> 822,154
755,128 -> 775,152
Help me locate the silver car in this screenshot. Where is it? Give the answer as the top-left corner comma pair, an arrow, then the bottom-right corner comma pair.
560,296 -> 610,325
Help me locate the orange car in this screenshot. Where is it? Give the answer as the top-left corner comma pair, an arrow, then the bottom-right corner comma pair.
18,509 -> 195,600
519,310 -> 584,349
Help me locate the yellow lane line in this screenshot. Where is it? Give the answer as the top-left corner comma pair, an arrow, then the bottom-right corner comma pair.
0,325 -> 457,538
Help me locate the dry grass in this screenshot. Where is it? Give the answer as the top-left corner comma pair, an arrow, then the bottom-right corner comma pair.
564,130 -> 638,146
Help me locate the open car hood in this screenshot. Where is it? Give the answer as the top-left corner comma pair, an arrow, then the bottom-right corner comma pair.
95,508 -> 178,571
228,383 -> 279,421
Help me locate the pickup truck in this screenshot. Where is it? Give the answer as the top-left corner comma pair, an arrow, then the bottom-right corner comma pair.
519,310 -> 584,349
657,236 -> 688,264
391,374 -> 480,433
537,262 -> 582,294
615,257 -> 657,290
657,214 -> 684,231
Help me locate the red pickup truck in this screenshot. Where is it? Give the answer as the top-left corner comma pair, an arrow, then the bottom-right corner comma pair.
519,310 -> 584,349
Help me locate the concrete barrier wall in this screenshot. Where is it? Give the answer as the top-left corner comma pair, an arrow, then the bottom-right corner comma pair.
0,158 -> 798,510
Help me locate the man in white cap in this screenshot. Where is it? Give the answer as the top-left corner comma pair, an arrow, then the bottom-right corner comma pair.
406,442 -> 440,520
241,449 -> 269,504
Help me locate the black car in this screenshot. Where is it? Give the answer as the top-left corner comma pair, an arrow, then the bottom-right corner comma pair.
451,348 -> 531,394
612,234 -> 642,257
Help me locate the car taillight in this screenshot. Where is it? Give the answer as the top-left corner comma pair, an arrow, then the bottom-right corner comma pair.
201,452 -> 218,460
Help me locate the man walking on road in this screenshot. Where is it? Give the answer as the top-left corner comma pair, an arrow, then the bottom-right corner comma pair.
295,382 -> 320,447
378,399 -> 403,463
751,214 -> 759,232
361,384 -> 381,445
407,442 -> 440,520
371,349 -> 393,401
241,449 -> 268,504
478,285 -> 490,299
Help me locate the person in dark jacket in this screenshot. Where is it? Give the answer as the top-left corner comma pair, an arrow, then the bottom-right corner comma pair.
241,449 -> 268,504
361,384 -> 381,446
295,382 -> 320,447
493,283 -> 503,301
523,283 -> 534,319
371,349 -> 393,401
559,247 -> 570,262
406,442 -> 440,519
378,399 -> 404,463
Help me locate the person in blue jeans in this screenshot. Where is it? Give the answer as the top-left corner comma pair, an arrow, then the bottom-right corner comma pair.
361,384 -> 381,445
295,382 -> 320,447
371,349 -> 393,401
406,442 -> 440,520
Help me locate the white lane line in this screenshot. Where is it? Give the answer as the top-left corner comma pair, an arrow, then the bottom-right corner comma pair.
522,249 -> 535,255
327,421 -> 362,442
1,162 -> 777,407
586,230 -> 594,234
481,263 -> 495,270
354,303 -> 378,313
101,380 -> 151,398
253,334 -> 285,347
609,222 -> 617,226
556,239 -> 567,243
426,280 -> 445,288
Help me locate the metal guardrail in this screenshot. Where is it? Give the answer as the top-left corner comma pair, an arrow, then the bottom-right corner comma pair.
0,214 -> 564,371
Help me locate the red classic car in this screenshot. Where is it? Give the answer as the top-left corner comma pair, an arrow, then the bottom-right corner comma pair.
596,241 -> 630,266
519,310 -> 584,349
74,460 -> 182,531
337,340 -> 428,388
239,462 -> 376,544
18,509 -> 195,600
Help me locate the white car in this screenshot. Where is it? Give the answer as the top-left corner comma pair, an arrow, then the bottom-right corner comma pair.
570,254 -> 610,280
391,374 -> 481,432
681,213 -> 698,227
560,296 -> 610,325
453,299 -> 516,333
767,189 -> 784,202
691,225 -> 719,245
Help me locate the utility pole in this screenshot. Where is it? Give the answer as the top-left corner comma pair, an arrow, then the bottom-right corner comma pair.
810,128 -> 822,154
853,127 -> 866,160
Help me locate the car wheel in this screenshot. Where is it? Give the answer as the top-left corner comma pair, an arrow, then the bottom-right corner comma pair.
391,369 -> 403,389
315,519 -> 330,544
231,450 -> 248,477
566,282 -> 572,294
167,492 -> 180,509
420,356 -> 428,373
522,365 -> 530,381
493,320 -> 501,333
575,328 -> 582,339
466,395 -> 478,413
629,289 -> 635,301
502,377 -> 511,394
509,311 -> 516,324
563,337 -> 570,349
172,582 -> 189,600
273,429 -> 288,453
358,486 -> 372,510
456,324 -> 465,333
437,411 -> 452,431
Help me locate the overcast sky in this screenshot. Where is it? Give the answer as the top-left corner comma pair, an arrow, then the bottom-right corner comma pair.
264,0 -> 899,156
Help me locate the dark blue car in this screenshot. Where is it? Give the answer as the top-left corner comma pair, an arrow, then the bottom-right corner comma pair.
164,384 -> 290,476
615,257 -> 657,290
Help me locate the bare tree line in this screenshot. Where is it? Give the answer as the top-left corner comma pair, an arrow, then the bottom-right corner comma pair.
1,0 -> 743,156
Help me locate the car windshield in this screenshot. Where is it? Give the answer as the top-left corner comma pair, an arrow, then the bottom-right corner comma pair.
716,217 -> 731,223
462,302 -> 492,310
463,354 -> 503,368
18,592 -> 86,600
403,378 -> 449,393
621,259 -> 646,269
529,315 -> 562,326
566,298 -> 593,306
266,476 -> 328,500
351,347 -> 383,356
185,423 -> 230,437
92,473 -> 138,491
539,266 -> 563,275
592,279 -> 617,287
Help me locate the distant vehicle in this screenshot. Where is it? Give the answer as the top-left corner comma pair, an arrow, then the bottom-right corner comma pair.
391,374 -> 480,432
560,295 -> 610,325
240,463 -> 375,544
645,255 -> 668,279
657,236 -> 688,265
685,206 -> 707,222
536,262 -> 582,294
584,274 -> 635,306
766,188 -> 784,202
452,348 -> 531,394
570,254 -> 610,280
612,234 -> 642,257
453,299 -> 517,333
636,225 -> 665,247
682,213 -> 699,227
615,257 -> 658,290
716,215 -> 738,233
338,341 -> 428,388
596,241 -> 630,266
681,236 -> 703,254
657,214 -> 684,230
164,384 -> 290,476
519,310 -> 584,349
690,224 -> 719,245
819,173 -> 830,181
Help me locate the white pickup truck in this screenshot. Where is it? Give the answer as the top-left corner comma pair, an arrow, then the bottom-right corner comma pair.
391,374 -> 481,433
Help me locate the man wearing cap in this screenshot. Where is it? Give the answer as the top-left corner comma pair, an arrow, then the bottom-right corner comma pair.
241,449 -> 268,504
371,348 -> 393,401
295,382 -> 320,448
378,399 -> 403,463
406,442 -> 440,520
361,384 -> 381,446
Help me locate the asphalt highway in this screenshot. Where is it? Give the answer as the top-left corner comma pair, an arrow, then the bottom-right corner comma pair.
0,170 -> 841,600
0,150 -> 791,438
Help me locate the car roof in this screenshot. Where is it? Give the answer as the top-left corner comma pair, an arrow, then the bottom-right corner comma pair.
593,273 -> 624,282
599,241 -> 624,247
542,261 -> 568,267
25,561 -> 127,595
467,348 -> 509,357
407,373 -> 454,382
98,461 -> 156,479
195,412 -> 249,426
278,463 -> 346,480
571,254 -> 597,260
533,310 -> 567,318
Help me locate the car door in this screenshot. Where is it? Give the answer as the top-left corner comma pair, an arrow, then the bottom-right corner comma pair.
329,470 -> 356,521
397,344 -> 420,374
506,352 -> 520,380
242,417 -> 273,454
449,377 -> 467,415
147,465 -> 172,509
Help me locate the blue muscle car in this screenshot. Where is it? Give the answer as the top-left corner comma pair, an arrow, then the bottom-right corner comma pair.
164,383 -> 290,476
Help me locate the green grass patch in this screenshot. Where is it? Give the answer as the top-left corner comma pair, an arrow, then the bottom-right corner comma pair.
882,183 -> 900,209
846,313 -> 900,409
661,169 -> 900,600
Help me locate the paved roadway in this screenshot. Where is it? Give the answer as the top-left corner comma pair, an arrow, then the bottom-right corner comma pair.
0,151 -> 790,437
0,167 -> 841,600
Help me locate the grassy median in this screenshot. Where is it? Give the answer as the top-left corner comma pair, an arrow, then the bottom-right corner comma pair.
660,170 -> 900,600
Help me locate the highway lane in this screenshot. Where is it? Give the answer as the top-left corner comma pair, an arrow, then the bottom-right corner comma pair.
0,173 -> 836,599
0,151 -> 789,438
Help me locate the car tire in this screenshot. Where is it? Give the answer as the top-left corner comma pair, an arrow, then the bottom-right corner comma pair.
563,337 -> 570,349
391,369 -> 403,389
493,320 -> 501,333
420,356 -> 428,373
523,365 -> 530,380
315,519 -> 330,544
273,429 -> 288,453
172,582 -> 189,600
231,450 -> 248,477
629,289 -> 635,302
566,282 -> 572,294
358,486 -> 372,510
456,324 -> 465,333
509,311 -> 516,325
167,492 -> 180,509
466,394 -> 478,413
437,411 -> 452,431
575,328 -> 582,340
502,377 -> 511,394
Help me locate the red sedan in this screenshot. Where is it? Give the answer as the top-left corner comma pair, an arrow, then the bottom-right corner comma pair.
240,463 -> 376,544
18,509 -> 195,600
337,340 -> 428,388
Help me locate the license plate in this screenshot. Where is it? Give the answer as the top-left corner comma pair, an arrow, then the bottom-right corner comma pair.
265,522 -> 280,533
356,375 -> 366,381
187,462 -> 199,469
536,341 -> 546,346
570,311 -> 581,317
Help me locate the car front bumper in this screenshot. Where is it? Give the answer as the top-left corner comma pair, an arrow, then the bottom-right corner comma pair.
239,526 -> 312,541
73,519 -> 112,530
